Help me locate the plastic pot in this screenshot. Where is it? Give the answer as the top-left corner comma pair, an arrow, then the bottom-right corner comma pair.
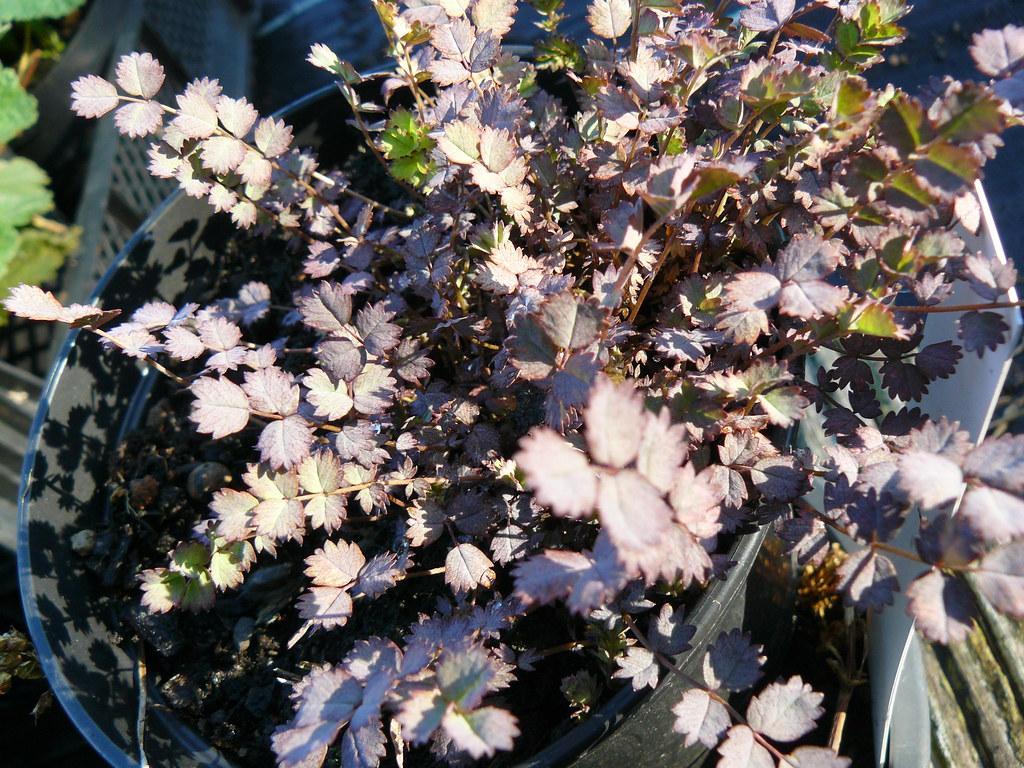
801,183 -> 1023,767
18,85 -> 795,767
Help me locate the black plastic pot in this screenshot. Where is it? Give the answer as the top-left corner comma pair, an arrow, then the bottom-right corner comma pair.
18,86 -> 795,767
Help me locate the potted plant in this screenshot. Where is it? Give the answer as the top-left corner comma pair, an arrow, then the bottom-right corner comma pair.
9,1 -> 1024,766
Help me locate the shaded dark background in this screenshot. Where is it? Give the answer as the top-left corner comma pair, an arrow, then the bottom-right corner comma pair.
1,0 -> 1021,766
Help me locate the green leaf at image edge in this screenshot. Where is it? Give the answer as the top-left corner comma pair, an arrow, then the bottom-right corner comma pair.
0,222 -> 80,327
0,67 -> 38,144
0,0 -> 86,23
0,156 -> 53,228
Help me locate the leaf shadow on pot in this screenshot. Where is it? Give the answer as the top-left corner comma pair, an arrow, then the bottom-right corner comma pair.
20,203 -> 242,766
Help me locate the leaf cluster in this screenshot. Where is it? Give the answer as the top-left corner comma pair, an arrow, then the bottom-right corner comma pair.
7,1 -> 1024,766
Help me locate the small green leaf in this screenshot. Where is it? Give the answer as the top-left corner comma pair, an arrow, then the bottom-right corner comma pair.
0,67 -> 38,144
877,95 -> 931,157
690,166 -> 742,201
171,541 -> 211,578
834,77 -> 871,121
0,157 -> 52,228
849,303 -> 901,338
180,570 -> 215,611
0,222 -> 78,326
534,36 -> 585,72
209,540 -> 252,590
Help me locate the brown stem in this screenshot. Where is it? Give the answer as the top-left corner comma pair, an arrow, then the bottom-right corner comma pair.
627,235 -> 675,325
828,688 -> 852,753
92,328 -> 189,386
403,565 -> 446,579
894,299 -> 1024,315
628,0 -> 642,61
292,476 -> 440,502
611,210 -> 675,302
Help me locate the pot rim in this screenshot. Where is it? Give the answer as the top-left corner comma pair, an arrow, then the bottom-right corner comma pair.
18,79 -> 771,768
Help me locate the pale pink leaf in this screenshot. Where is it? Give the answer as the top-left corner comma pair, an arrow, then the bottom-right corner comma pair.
70,75 -> 119,118
258,415 -> 314,470
515,428 -> 597,518
190,376 -> 251,438
217,95 -> 258,138
113,100 -> 163,138
115,52 -> 165,98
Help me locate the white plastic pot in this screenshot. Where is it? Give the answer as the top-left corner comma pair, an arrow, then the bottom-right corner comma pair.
801,181 -> 1023,768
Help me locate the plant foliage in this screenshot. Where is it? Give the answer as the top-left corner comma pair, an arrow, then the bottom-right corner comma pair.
7,1 -> 1024,765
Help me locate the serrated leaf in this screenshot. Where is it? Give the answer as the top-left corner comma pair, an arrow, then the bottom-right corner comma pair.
445,543 -> 495,593
297,586 -> 354,629
538,293 -> 603,351
746,676 -> 823,742
0,157 -> 52,228
352,364 -> 396,415
958,310 -> 1009,357
303,368 -> 353,421
258,414 -> 314,470
906,570 -> 976,644
750,455 -> 807,502
613,646 -> 660,690
210,488 -> 257,540
716,725 -> 773,768
650,603 -> 695,655
244,366 -> 299,415
305,539 -> 366,587
974,541 -> 1024,619
585,376 -> 646,469
516,428 -> 597,518
673,688 -> 730,748
739,0 -> 795,32
896,450 -> 963,509
272,667 -> 362,768
0,67 -> 37,143
703,629 -> 764,692
511,315 -> 558,379
587,0 -> 631,39
962,434 -> 1024,494
190,376 -> 251,438
598,469 -> 674,556
442,707 -> 519,759
255,117 -> 293,158
115,52 -> 165,99
356,303 -> 401,356
209,540 -> 254,591
849,303 -> 901,338
970,24 -> 1024,77
837,548 -> 898,612
173,79 -> 221,139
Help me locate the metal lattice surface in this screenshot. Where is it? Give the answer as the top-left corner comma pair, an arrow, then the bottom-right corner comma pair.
109,129 -> 178,219
56,0 -> 254,337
